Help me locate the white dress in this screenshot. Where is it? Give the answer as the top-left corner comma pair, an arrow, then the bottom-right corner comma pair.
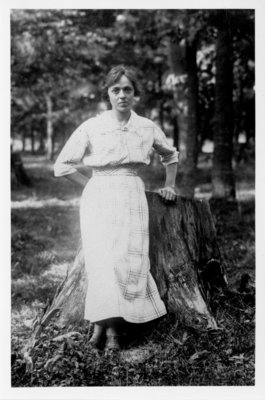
54,110 -> 179,323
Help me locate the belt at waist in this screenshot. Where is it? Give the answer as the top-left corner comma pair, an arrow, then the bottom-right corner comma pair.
92,166 -> 139,176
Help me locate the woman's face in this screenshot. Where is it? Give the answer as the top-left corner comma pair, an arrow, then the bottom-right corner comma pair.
107,75 -> 135,114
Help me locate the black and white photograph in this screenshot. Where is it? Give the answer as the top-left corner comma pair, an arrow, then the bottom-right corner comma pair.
1,0 -> 265,398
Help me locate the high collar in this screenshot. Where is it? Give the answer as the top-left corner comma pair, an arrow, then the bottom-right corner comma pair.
101,110 -> 137,130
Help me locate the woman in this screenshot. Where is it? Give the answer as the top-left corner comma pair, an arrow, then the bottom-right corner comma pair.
54,65 -> 179,351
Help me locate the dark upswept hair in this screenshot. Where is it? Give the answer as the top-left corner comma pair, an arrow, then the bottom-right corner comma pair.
102,65 -> 142,101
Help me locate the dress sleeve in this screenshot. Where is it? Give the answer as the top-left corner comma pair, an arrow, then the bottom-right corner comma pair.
152,124 -> 179,167
54,121 -> 91,177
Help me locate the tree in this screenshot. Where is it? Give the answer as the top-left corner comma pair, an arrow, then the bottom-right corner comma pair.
11,9 -> 254,195
211,11 -> 236,199
11,10 -> 115,159
149,10 -> 208,197
232,10 -> 255,155
178,11 -> 205,198
11,152 -> 32,187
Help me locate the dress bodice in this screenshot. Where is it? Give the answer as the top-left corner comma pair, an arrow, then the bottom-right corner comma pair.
54,110 -> 179,177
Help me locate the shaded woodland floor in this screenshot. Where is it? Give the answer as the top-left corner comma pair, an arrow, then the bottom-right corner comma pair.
11,154 -> 255,386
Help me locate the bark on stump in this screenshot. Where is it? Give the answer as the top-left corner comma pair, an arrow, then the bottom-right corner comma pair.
25,192 -> 227,357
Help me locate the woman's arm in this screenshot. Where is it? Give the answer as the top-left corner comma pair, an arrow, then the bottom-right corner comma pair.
158,162 -> 178,201
165,162 -> 178,188
54,120 -> 92,180
152,123 -> 179,202
64,171 -> 89,188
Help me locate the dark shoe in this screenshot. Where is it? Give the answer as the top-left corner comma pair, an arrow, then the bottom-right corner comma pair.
88,337 -> 102,348
88,324 -> 105,348
105,334 -> 120,353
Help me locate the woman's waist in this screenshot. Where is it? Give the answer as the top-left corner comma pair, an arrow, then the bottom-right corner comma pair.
82,165 -> 145,197
92,164 -> 141,177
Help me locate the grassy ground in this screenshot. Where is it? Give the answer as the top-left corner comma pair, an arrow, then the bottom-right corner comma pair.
11,154 -> 255,386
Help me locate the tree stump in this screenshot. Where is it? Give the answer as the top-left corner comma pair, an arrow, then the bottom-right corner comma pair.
24,193 -> 227,358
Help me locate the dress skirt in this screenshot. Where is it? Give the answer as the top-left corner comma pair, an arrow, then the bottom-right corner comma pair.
80,166 -> 167,323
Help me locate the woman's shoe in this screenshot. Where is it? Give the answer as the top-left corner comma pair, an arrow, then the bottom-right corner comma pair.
88,324 -> 105,348
105,334 -> 121,353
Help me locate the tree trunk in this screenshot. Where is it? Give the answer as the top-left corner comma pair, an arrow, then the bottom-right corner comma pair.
157,63 -> 164,129
180,36 -> 199,198
172,115 -> 179,149
168,40 -> 188,161
24,193 -> 227,357
11,152 -> 31,187
45,93 -> 54,161
212,12 -> 236,199
22,130 -> 26,152
38,131 -> 46,154
31,130 -> 35,154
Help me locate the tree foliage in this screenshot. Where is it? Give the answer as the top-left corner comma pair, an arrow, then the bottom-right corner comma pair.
11,9 -> 254,195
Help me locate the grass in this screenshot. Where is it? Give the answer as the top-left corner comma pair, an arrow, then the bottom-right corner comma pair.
11,153 -> 255,386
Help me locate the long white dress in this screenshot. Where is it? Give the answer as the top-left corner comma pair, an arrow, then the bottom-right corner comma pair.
54,110 -> 179,323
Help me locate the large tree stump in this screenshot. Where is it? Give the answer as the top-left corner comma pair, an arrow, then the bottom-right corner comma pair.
147,193 -> 227,329
24,193 -> 227,358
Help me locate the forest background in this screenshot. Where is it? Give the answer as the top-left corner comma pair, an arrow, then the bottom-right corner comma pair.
6,6 -> 262,391
11,9 -> 255,199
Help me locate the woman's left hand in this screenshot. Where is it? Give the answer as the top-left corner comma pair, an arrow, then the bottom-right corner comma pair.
158,186 -> 177,202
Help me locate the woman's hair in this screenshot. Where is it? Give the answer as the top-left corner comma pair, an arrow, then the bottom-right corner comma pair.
102,65 -> 142,101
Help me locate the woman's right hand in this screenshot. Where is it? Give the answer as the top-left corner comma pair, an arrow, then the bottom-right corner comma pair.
158,186 -> 177,202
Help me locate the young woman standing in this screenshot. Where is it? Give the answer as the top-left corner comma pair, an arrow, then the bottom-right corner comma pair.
54,65 -> 179,351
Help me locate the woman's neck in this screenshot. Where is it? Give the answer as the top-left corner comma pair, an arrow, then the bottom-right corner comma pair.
111,109 -> 131,124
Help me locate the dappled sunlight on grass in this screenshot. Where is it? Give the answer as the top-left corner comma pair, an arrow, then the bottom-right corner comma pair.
11,197 -> 80,209
195,186 -> 255,201
236,188 -> 255,201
